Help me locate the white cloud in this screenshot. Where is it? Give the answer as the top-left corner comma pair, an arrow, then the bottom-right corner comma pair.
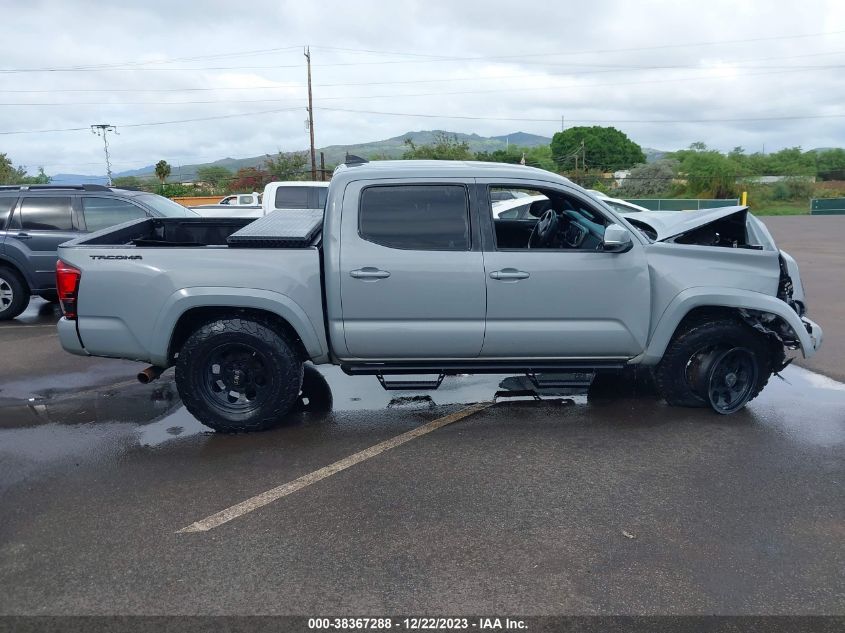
1,0 -> 843,174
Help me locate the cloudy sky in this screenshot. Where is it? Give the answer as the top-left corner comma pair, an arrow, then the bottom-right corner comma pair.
2,0 -> 845,176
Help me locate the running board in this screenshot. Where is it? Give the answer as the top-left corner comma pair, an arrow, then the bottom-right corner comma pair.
341,360 -> 626,376
527,371 -> 595,389
376,373 -> 445,391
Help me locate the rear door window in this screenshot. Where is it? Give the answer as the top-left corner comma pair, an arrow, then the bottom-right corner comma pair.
359,185 -> 470,251
18,197 -> 73,230
82,197 -> 148,232
274,186 -> 310,209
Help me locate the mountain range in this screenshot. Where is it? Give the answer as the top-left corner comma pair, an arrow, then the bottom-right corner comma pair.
51,130 -> 664,184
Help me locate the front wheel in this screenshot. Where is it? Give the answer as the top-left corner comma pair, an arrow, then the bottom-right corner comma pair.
175,318 -> 303,432
654,319 -> 773,414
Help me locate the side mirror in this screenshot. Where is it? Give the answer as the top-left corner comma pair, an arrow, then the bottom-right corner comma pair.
603,223 -> 633,253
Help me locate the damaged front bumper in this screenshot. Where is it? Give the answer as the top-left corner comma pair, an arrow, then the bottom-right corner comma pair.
801,316 -> 823,357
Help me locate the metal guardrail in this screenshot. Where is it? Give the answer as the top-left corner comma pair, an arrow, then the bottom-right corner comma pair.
622,198 -> 739,211
811,198 -> 845,215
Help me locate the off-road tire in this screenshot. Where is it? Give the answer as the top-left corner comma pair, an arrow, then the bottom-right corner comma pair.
175,318 -> 303,432
0,268 -> 29,321
654,318 -> 773,410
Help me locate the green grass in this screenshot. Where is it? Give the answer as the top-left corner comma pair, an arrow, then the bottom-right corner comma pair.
749,201 -> 809,216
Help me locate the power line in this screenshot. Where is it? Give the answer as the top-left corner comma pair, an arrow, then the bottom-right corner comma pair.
1,62 -> 843,107
3,29 -> 844,74
2,49 -> 842,94
0,106 -> 302,135
316,106 -> 845,124
310,30 -> 845,61
0,45 -> 305,74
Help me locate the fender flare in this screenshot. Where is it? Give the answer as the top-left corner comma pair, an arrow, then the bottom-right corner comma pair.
148,287 -> 327,366
0,255 -> 33,290
639,286 -> 816,365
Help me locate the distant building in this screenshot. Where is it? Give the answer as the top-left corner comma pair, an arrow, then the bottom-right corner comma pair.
741,175 -> 815,184
613,170 -> 630,186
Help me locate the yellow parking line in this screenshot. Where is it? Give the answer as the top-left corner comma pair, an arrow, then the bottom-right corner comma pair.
177,402 -> 494,534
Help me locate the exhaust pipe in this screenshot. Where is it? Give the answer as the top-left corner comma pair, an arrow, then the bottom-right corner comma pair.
137,366 -> 164,384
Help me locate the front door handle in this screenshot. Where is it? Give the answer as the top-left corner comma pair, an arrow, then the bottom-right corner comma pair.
350,267 -> 391,280
15,232 -> 32,240
490,268 -> 530,281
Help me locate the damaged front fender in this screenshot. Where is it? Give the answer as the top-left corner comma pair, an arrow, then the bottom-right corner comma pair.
638,287 -> 823,365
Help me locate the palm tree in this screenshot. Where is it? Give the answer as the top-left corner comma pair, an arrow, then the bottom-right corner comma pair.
154,160 -> 171,184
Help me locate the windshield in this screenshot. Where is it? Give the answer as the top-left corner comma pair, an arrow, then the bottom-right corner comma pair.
136,194 -> 197,217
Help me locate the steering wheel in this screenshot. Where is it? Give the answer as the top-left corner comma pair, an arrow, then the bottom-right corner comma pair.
528,209 -> 559,248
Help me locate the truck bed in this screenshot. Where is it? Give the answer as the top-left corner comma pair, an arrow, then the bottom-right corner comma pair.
57,212 -> 329,367
73,209 -> 323,249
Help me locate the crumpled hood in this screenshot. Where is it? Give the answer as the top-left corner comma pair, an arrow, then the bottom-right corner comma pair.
620,205 -> 750,241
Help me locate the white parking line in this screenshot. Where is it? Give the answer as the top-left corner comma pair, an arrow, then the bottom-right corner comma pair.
177,402 -> 494,534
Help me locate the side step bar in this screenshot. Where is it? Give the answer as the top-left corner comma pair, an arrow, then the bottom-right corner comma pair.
341,360 -> 626,376
377,373 -> 446,391
527,372 -> 595,390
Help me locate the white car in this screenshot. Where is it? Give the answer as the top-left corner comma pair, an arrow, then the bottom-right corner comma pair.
491,194 -> 549,219
587,190 -> 650,214
193,182 -> 330,218
262,181 -> 329,215
218,192 -> 261,206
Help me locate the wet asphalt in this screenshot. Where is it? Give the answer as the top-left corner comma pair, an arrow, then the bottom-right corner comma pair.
1,215 -> 844,616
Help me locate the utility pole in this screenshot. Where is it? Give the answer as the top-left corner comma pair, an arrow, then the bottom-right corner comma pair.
304,46 -> 317,181
91,124 -> 117,185
561,115 -> 565,132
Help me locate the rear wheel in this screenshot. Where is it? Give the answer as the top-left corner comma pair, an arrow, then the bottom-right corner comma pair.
654,319 -> 773,414
175,318 -> 303,432
0,268 -> 29,321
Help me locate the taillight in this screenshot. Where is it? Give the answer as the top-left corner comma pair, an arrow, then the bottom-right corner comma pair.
56,260 -> 81,320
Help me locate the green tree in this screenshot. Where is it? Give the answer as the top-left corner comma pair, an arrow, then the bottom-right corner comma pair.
154,160 -> 171,184
196,165 -> 233,191
617,159 -> 678,197
550,126 -> 645,172
475,148 -> 523,164
815,148 -> 845,181
112,175 -> 154,191
402,133 -> 473,160
0,153 -> 26,184
264,151 -> 308,181
0,153 -> 50,184
670,144 -> 740,198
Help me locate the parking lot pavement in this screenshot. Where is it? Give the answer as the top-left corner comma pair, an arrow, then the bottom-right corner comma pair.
0,360 -> 843,615
0,215 -> 843,616
764,215 -> 845,382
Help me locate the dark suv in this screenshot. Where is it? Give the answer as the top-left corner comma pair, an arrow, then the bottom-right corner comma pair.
0,184 -> 196,320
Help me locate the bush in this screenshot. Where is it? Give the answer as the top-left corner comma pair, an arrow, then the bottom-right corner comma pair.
771,178 -> 814,201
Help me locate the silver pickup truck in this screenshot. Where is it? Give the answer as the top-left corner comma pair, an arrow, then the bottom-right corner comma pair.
56,159 -> 822,432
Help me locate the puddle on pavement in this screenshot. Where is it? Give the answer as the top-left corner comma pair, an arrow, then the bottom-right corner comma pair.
0,363 -> 843,460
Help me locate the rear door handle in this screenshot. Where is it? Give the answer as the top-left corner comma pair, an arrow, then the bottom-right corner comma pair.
489,268 -> 530,281
350,267 -> 391,280
15,232 -> 32,239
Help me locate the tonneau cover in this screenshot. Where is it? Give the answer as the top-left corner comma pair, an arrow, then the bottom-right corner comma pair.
227,209 -> 323,247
